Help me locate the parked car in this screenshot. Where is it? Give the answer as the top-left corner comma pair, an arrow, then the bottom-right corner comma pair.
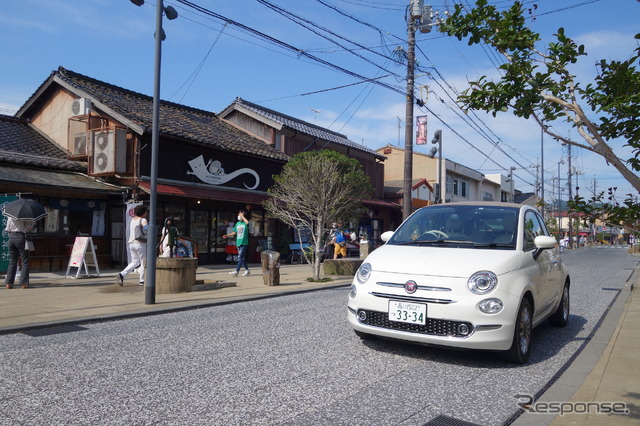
347,202 -> 570,363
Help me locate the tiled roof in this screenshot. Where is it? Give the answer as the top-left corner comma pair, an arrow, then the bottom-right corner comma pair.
45,67 -> 289,162
384,178 -> 430,195
0,114 -> 85,172
227,97 -> 385,160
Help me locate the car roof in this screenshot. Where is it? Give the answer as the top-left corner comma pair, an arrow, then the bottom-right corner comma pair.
424,201 -> 526,209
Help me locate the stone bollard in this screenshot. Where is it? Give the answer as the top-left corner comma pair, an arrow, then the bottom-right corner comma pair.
260,250 -> 280,286
156,257 -> 198,293
359,241 -> 372,258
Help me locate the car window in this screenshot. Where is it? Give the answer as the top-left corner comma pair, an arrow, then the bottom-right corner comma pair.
389,205 -> 519,248
523,210 -> 546,250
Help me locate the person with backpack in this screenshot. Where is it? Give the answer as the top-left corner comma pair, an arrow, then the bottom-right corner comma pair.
117,204 -> 148,286
333,224 -> 350,259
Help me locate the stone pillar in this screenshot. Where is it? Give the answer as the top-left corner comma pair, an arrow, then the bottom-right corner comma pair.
260,250 -> 280,286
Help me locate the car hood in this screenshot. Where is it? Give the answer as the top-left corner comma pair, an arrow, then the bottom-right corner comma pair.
365,244 -> 522,278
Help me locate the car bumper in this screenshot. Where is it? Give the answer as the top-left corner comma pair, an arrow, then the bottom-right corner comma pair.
347,283 -> 522,351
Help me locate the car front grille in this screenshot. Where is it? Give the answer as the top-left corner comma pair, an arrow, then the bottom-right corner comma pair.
357,309 -> 474,338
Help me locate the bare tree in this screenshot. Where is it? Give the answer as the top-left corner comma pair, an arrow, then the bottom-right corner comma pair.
264,150 -> 372,280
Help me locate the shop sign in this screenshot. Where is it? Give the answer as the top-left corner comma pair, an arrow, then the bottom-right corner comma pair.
187,155 -> 260,190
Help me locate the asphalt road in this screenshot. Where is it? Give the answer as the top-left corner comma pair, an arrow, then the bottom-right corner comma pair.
0,246 -> 636,425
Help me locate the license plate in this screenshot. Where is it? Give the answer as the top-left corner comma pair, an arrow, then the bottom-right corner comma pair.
388,301 -> 427,325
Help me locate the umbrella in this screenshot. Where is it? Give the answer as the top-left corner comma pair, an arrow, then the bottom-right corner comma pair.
2,198 -> 47,221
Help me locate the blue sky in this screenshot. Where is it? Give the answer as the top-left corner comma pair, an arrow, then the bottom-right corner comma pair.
1,0 -> 638,201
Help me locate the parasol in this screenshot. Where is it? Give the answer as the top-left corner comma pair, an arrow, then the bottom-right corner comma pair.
2,198 -> 47,221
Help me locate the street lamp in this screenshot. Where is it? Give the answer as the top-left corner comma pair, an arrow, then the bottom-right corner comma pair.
557,159 -> 565,240
130,0 -> 178,305
427,130 -> 442,204
509,166 -> 516,202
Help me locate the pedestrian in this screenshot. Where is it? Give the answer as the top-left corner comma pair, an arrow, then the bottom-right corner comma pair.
117,204 -> 148,286
4,216 -> 35,289
225,220 -> 237,263
333,224 -> 349,259
223,209 -> 250,276
158,217 -> 178,258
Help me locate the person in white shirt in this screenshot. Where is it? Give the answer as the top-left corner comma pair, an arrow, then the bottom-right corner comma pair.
117,205 -> 148,286
4,216 -> 35,289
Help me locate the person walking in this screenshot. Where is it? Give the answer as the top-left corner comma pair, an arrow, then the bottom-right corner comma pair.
4,216 -> 35,289
117,204 -> 148,286
223,209 -> 250,277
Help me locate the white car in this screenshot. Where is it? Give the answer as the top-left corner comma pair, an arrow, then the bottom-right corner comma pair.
347,202 -> 570,363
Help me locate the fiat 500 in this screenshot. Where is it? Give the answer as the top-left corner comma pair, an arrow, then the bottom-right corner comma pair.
347,202 -> 570,363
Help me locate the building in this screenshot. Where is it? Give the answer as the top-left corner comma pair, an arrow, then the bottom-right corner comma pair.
0,114 -> 127,271
376,144 -> 506,208
220,97 -> 400,244
12,67 -> 291,269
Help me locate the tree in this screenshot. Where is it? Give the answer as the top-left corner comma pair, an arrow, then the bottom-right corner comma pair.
439,0 -> 640,193
263,150 -> 373,280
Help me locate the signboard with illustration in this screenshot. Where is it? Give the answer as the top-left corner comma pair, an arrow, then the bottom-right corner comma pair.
142,140 -> 283,192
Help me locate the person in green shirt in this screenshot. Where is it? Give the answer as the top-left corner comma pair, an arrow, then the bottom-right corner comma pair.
223,209 -> 250,276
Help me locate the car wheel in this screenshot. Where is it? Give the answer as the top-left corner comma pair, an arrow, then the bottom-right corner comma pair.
354,330 -> 377,340
549,281 -> 570,327
503,298 -> 532,364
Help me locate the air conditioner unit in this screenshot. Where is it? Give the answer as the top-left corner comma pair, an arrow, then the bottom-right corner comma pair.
90,129 -> 127,175
73,132 -> 88,156
70,98 -> 91,117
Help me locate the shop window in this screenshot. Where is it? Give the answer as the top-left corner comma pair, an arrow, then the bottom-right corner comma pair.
160,203 -> 186,234
189,210 -> 210,254
250,211 -> 264,237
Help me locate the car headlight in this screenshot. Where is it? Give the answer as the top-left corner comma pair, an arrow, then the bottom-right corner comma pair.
467,271 -> 498,295
349,284 -> 357,298
356,262 -> 372,284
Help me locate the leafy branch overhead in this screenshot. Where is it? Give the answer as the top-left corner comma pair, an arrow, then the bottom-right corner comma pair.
439,0 -> 640,193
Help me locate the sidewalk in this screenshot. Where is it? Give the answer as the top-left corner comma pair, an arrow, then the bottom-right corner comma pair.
1,261 -> 638,424
515,275 -> 639,425
0,262 -> 352,333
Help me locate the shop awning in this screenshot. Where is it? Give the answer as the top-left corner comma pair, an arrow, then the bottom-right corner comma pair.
0,164 -> 127,195
138,181 -> 268,204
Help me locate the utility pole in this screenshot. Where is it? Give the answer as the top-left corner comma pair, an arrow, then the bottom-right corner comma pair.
567,144 -> 573,248
402,1 -> 419,220
402,1 -> 445,219
540,125 -> 545,218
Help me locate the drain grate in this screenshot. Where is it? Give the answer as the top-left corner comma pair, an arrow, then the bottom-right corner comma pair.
424,415 -> 481,426
22,324 -> 88,337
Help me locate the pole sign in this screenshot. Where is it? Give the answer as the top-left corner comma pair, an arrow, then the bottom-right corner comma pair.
416,115 -> 428,145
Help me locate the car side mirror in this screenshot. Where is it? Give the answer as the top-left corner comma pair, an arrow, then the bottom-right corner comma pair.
533,235 -> 558,259
381,231 -> 394,242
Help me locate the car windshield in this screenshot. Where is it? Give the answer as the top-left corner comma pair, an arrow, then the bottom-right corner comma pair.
388,204 -> 519,249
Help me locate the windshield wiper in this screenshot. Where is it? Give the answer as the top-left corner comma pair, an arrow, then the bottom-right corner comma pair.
397,239 -> 474,246
472,242 -> 515,248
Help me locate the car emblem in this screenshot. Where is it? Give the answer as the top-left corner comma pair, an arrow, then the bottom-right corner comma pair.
405,280 -> 418,294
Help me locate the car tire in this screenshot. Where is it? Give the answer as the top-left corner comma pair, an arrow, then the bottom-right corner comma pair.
503,297 -> 532,364
354,330 -> 376,340
549,281 -> 570,327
